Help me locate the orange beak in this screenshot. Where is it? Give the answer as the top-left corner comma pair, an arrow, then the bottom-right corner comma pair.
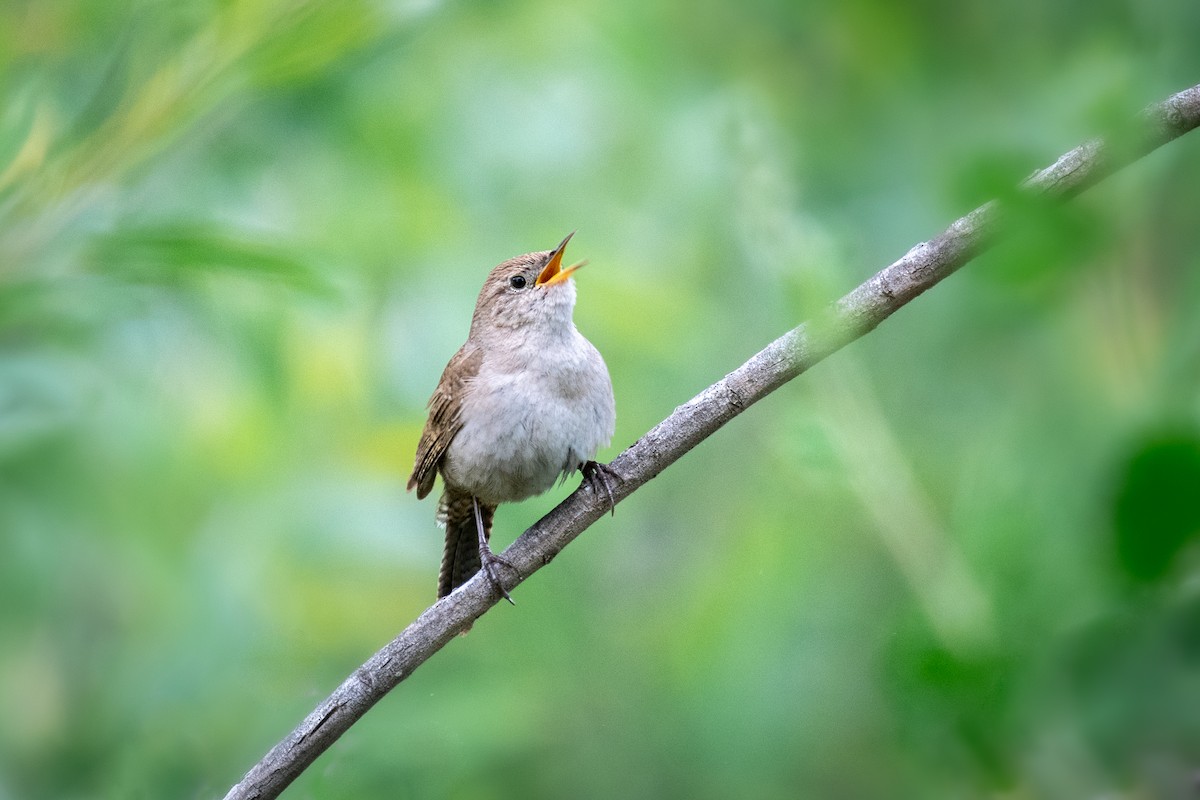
536,231 -> 587,287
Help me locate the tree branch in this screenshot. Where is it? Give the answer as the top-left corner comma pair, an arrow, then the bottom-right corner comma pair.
224,83 -> 1200,800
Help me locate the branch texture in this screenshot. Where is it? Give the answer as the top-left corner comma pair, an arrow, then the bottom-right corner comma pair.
224,83 -> 1200,800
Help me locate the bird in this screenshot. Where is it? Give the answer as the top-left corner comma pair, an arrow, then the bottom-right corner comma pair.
408,232 -> 617,604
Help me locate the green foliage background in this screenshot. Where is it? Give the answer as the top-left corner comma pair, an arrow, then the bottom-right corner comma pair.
3,1 -> 1200,797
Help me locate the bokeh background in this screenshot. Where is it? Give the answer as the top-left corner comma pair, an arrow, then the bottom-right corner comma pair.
3,1 -> 1200,798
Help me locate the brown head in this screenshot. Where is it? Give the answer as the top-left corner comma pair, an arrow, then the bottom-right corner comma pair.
468,232 -> 588,338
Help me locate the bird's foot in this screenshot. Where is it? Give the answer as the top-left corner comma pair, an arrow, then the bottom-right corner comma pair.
582,460 -> 621,516
471,494 -> 519,605
479,544 -> 520,605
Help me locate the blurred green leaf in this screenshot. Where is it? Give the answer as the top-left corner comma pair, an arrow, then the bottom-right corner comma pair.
88,222 -> 333,295
1112,431 -> 1200,582
883,627 -> 1017,791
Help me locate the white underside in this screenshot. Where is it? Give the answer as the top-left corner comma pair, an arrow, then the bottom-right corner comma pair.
441,328 -> 615,505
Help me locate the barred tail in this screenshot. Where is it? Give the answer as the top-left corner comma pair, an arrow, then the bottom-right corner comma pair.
437,490 -> 494,598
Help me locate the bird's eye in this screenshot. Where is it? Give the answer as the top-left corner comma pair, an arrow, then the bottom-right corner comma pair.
509,275 -> 527,289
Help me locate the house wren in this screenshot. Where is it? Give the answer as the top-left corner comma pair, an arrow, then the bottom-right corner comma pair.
408,233 -> 617,603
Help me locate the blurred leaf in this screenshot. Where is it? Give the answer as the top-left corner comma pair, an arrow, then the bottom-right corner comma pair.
883,631 -> 1017,790
0,354 -> 80,461
88,222 -> 333,296
972,192 -> 1110,305
241,3 -> 382,87
949,149 -> 1045,210
1112,430 -> 1200,582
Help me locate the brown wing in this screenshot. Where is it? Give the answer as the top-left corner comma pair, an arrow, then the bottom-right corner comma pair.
407,344 -> 482,499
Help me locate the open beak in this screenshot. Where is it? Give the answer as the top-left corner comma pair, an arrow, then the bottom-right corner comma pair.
536,231 -> 587,287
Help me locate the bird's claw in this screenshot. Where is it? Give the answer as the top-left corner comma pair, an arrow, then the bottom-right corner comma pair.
480,547 -> 519,605
582,460 -> 620,516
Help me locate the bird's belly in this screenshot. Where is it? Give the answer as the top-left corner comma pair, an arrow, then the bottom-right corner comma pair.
442,372 -> 611,505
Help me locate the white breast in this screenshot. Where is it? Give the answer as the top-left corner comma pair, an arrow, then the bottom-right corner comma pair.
442,329 -> 615,505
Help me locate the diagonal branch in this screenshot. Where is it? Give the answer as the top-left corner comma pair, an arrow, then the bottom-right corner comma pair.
224,82 -> 1200,800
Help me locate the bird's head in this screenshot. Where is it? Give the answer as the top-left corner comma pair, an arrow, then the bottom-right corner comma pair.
470,232 -> 588,336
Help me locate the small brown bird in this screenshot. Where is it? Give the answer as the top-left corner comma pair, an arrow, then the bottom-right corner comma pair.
408,233 -> 617,603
